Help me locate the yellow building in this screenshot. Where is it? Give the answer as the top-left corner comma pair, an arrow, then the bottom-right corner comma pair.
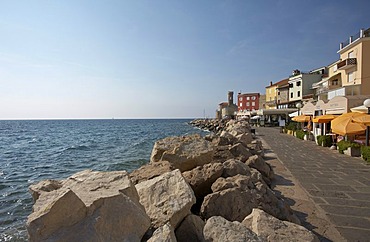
265,81 -> 278,109
336,28 -> 370,96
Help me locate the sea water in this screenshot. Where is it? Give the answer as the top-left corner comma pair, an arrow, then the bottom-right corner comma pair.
0,119 -> 206,241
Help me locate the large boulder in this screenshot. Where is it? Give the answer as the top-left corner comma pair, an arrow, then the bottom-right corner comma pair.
135,169 -> 196,229
236,133 -> 253,147
212,145 -> 235,163
175,214 -> 205,242
245,155 -> 274,184
148,223 -> 177,242
222,159 -> 251,178
228,143 -> 253,162
150,134 -> 214,172
27,170 -> 150,242
242,209 -> 319,242
203,216 -> 264,242
182,163 -> 224,198
201,174 -> 299,224
129,160 -> 174,185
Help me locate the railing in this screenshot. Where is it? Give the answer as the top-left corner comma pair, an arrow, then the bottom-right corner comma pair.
315,86 -> 329,95
337,58 -> 357,70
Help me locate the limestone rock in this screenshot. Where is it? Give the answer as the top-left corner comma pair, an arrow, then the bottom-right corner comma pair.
27,170 -> 151,242
247,140 -> 264,156
175,214 -> 205,242
29,179 -> 63,201
242,208 -> 319,242
203,216 -> 264,242
229,143 -> 252,162
130,160 -> 174,185
202,175 -> 299,224
236,133 -> 253,147
222,159 -> 251,178
182,163 -> 224,198
212,145 -> 234,163
219,131 -> 237,145
148,223 -> 177,242
135,169 -> 196,228
150,134 -> 214,172
245,155 -> 274,184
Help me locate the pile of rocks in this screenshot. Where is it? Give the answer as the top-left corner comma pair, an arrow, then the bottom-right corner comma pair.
27,119 -> 318,242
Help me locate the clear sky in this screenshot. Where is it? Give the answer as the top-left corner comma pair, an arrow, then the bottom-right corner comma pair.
1,0 -> 370,119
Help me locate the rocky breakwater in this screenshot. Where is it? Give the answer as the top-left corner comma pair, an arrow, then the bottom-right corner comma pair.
27,119 -> 319,241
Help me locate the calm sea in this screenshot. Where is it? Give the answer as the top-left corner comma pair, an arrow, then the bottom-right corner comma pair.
0,119 -> 206,241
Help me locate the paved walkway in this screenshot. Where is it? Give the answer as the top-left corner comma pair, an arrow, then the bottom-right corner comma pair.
255,127 -> 370,242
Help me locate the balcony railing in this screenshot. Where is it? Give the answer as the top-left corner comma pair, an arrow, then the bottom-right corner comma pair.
337,58 -> 357,70
315,86 -> 329,95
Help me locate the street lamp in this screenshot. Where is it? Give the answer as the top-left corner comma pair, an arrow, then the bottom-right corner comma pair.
364,99 -> 370,146
296,103 -> 302,116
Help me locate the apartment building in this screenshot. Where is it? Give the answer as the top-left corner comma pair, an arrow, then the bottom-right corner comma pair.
237,92 -> 260,111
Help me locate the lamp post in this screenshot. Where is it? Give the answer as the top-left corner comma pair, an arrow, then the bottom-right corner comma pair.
364,99 -> 370,146
296,103 -> 302,116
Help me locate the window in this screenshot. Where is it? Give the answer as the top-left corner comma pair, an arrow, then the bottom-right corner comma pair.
348,72 -> 354,82
297,91 -> 300,97
239,97 -> 242,101
251,96 -> 256,100
252,102 -> 255,106
331,79 -> 338,86
246,97 -> 250,100
290,92 -> 293,98
239,103 -> 242,107
296,81 -> 301,86
348,51 -> 354,58
246,102 -> 250,106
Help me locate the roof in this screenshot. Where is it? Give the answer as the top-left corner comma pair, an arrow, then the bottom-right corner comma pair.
265,78 -> 289,88
237,92 -> 260,96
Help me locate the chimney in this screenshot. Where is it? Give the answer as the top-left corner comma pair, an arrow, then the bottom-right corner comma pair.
270,81 -> 273,86
228,91 -> 234,105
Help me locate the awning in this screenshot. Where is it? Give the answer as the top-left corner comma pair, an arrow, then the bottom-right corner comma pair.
292,115 -> 311,122
312,114 -> 338,123
350,105 -> 368,113
289,111 -> 298,117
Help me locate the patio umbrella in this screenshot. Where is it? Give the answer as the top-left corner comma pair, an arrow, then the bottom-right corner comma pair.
350,105 -> 368,113
331,112 -> 367,136
312,114 -> 337,123
353,114 -> 370,126
292,115 -> 310,122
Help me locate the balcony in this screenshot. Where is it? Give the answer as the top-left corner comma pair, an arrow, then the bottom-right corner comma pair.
315,86 -> 329,95
337,58 -> 357,70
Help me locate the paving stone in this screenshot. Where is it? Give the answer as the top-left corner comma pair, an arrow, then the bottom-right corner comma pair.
314,184 -> 356,192
320,205 -> 370,217
336,227 -> 370,242
306,189 -> 350,199
326,214 -> 370,229
323,197 -> 370,207
346,192 -> 370,201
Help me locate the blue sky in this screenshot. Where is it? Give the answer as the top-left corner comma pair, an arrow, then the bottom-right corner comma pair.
1,0 -> 369,119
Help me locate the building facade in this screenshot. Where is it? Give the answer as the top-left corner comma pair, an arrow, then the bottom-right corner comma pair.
237,92 -> 260,111
265,82 -> 278,109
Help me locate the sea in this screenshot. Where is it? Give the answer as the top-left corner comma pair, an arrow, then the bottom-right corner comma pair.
0,119 -> 207,241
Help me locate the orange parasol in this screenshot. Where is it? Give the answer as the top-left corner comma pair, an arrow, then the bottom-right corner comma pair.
331,112 -> 367,136
312,114 -> 337,123
292,115 -> 311,122
352,114 -> 370,126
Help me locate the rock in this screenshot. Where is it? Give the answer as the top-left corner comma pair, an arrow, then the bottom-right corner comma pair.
150,134 -> 214,172
229,143 -> 252,162
27,170 -> 151,241
203,216 -> 264,242
182,163 -> 224,198
135,169 -> 196,229
29,179 -> 63,201
175,214 -> 205,242
148,223 -> 177,242
242,208 -> 319,242
201,174 -> 299,224
222,159 -> 251,178
212,145 -> 235,163
201,187 -> 255,222
246,140 -> 264,155
219,131 -> 237,145
130,160 -> 174,185
245,155 -> 274,184
236,133 -> 253,147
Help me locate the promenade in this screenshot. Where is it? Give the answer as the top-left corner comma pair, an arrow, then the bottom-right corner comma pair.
256,127 -> 370,242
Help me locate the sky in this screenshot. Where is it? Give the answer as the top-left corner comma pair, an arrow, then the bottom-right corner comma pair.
1,0 -> 370,119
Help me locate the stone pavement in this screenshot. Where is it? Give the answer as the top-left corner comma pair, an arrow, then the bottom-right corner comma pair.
255,127 -> 370,242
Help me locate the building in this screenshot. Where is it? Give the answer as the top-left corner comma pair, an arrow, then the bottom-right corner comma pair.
312,61 -> 343,101
265,82 -> 278,109
216,91 -> 238,119
237,92 -> 260,111
335,28 -> 370,97
275,79 -> 290,109
288,68 -> 325,107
